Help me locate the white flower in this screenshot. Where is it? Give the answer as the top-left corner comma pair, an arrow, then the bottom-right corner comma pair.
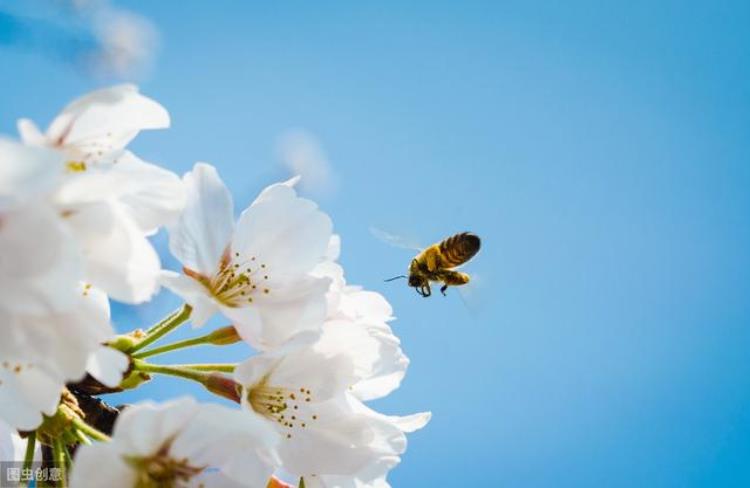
55,192 -> 163,304
0,139 -> 82,315
16,85 -> 185,303
313,238 -> 408,401
17,84 -> 169,165
162,163 -> 332,350
315,316 -> 408,403
70,397 -> 280,488
0,138 -> 62,210
86,345 -> 129,389
0,284 -> 113,430
235,343 -> 411,479
284,398 -> 429,488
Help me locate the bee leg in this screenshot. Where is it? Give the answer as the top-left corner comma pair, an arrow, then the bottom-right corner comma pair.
414,287 -> 424,297
440,284 -> 448,296
422,285 -> 431,297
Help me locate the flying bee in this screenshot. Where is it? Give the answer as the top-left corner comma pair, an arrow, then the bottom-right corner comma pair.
383,231 -> 481,297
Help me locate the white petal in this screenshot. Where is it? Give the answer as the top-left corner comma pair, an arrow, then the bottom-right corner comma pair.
310,457 -> 399,488
0,204 -> 82,315
159,271 -> 219,327
1,285 -> 114,382
233,332 -> 321,387
46,84 -> 169,152
64,201 -> 160,303
113,397 -> 198,456
172,403 -> 280,487
251,176 -> 300,205
0,365 -> 62,430
274,352 -> 355,403
106,152 -> 186,234
70,442 -> 136,488
221,304 -> 264,347
16,119 -> 47,146
317,319 -> 408,402
0,138 -> 63,210
338,289 -> 393,323
168,163 -> 234,275
383,412 -> 432,433
228,276 -> 329,350
232,180 -> 332,278
86,346 -> 129,388
277,396 -> 405,477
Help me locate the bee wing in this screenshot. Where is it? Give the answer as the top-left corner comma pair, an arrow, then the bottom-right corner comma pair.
369,226 -> 423,251
456,271 -> 486,319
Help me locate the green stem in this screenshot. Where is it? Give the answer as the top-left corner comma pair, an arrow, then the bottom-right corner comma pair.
75,429 -> 92,445
128,305 -> 192,353
162,363 -> 236,373
22,432 -> 35,487
52,438 -> 67,488
71,417 -> 111,442
63,445 -> 72,470
132,359 -> 211,383
133,335 -> 212,359
133,360 -> 241,403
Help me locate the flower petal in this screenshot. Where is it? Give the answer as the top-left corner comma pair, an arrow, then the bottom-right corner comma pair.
232,180 -> 332,278
168,163 -> 234,275
159,271 -> 219,327
97,151 -> 185,234
86,346 -> 129,388
0,138 -> 63,211
277,395 -> 404,477
227,276 -> 329,350
16,119 -> 47,146
70,442 -> 136,488
0,204 -> 81,315
0,365 -> 62,430
46,84 -> 169,151
64,201 -> 160,303
113,397 -> 198,456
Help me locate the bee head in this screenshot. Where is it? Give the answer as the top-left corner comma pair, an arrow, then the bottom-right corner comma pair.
408,273 -> 425,288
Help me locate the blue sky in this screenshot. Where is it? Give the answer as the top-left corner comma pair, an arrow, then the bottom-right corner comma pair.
2,1 -> 750,486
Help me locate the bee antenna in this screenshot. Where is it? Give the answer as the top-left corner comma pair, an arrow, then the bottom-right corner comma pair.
384,275 -> 407,282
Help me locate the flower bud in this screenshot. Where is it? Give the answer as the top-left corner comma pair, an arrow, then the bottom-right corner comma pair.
207,325 -> 242,345
204,373 -> 241,403
107,330 -> 147,352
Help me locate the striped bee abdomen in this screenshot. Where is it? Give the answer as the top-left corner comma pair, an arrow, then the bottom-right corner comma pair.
438,232 -> 481,268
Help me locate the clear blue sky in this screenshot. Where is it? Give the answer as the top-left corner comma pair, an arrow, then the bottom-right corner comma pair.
2,1 -> 750,486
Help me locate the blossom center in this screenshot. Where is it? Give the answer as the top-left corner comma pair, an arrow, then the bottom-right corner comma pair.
126,443 -> 205,488
190,251 -> 271,307
248,379 -> 318,439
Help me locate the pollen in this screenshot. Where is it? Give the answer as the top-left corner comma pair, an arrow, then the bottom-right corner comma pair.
196,251 -> 271,307
65,161 -> 87,172
248,379 -> 319,438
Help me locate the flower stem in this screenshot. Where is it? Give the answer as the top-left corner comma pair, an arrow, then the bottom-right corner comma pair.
22,432 -> 35,486
159,363 -> 236,372
75,429 -> 92,445
132,359 -> 210,383
52,438 -> 67,488
132,335 -> 210,358
133,359 -> 241,403
132,323 -> 241,359
71,417 -> 111,442
128,305 -> 192,353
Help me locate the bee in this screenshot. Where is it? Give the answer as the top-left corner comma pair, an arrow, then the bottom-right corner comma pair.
384,232 -> 481,297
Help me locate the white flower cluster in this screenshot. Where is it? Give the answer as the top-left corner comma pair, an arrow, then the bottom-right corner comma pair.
0,85 -> 428,487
